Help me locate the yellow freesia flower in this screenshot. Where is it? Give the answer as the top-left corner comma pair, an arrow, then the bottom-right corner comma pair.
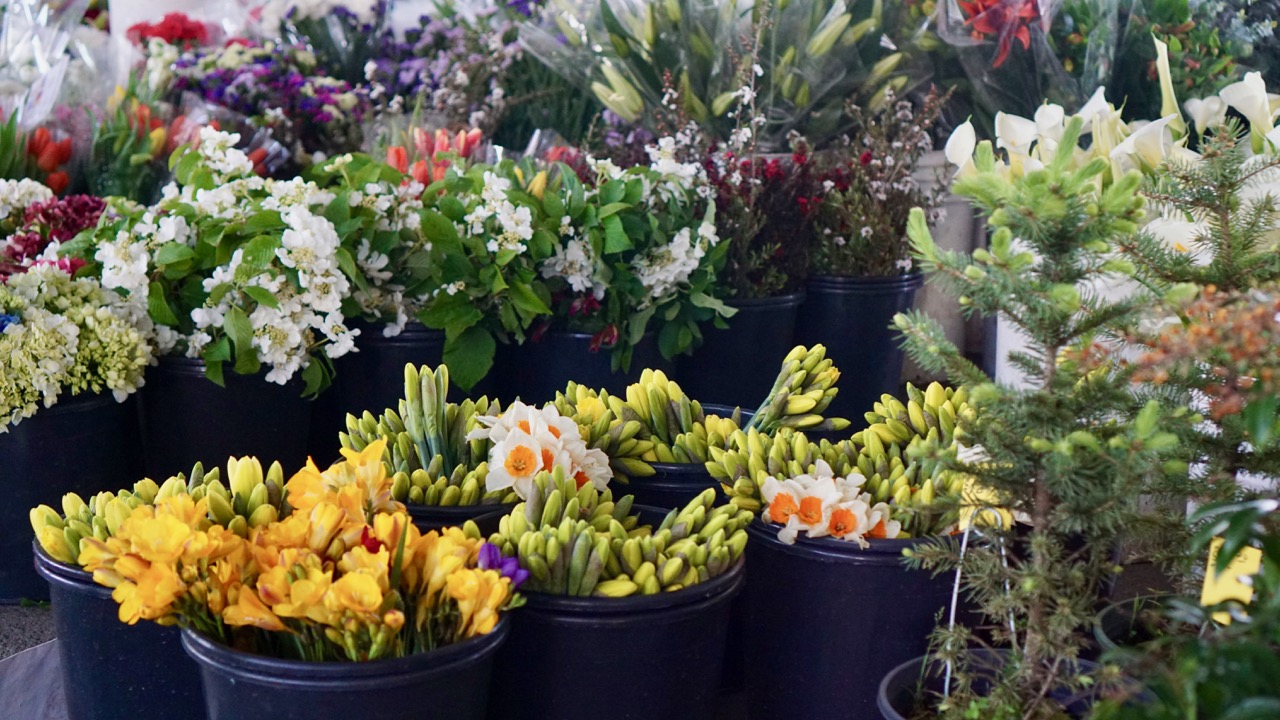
224,588 -> 287,632
328,573 -> 383,615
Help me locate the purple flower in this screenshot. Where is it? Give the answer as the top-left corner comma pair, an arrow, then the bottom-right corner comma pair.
478,542 -> 529,589
0,313 -> 19,332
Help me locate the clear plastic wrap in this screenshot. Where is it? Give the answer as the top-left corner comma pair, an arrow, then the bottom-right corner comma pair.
935,0 -> 1123,119
0,0 -> 90,128
521,0 -> 932,150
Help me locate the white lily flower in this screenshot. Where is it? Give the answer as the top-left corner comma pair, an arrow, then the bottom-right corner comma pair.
1154,38 -> 1187,137
1184,96 -> 1228,136
1074,87 -> 1112,133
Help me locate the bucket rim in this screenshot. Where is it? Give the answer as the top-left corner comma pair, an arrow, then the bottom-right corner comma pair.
181,614 -> 509,683
746,516 -> 944,559
32,541 -> 109,597
724,291 -> 807,310
807,271 -> 925,292
519,556 -> 744,615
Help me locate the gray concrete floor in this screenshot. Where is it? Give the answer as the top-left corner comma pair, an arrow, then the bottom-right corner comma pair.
0,606 -> 55,660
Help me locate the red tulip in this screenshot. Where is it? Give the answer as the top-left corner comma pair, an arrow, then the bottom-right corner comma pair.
386,146 -> 408,174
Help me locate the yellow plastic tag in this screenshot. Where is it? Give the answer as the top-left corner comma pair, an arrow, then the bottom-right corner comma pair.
1200,537 -> 1263,624
958,477 -> 1013,531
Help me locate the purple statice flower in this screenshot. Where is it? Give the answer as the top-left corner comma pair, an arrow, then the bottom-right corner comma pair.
478,541 -> 530,589
505,0 -> 543,18
0,313 -> 19,331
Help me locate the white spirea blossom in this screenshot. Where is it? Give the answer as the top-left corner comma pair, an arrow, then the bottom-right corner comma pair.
0,179 -> 53,221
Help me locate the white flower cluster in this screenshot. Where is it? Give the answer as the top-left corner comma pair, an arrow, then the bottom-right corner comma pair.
464,171 -> 533,255
469,401 -> 613,500
0,266 -> 153,431
541,236 -> 602,299
761,460 -> 902,547
0,179 -> 53,222
631,220 -> 719,302
96,128 -> 358,385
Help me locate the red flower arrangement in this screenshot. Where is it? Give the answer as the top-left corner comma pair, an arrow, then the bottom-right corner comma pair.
26,128 -> 72,195
957,0 -> 1042,68
127,13 -> 211,49
0,195 -> 104,280
386,127 -> 483,185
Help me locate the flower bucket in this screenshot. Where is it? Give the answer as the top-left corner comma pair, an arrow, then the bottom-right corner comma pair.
405,503 -> 515,536
33,543 -> 206,720
876,650 -> 1104,720
487,555 -> 745,720
140,357 -> 312,480
497,331 -> 672,405
620,463 -> 722,512
307,322 -> 496,462
2,394 -> 141,603
676,292 -> 805,408
181,618 -> 509,720
794,273 -> 923,421
1093,594 -> 1176,655
743,518 -> 951,719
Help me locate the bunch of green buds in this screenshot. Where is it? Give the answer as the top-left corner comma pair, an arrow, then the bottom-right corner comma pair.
489,469 -> 749,597
746,345 -> 850,435
340,364 -> 516,506
30,458 -> 288,565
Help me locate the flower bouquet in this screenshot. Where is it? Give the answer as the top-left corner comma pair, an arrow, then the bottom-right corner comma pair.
0,119 -> 73,193
260,0 -> 388,86
74,127 -> 358,394
126,12 -> 216,50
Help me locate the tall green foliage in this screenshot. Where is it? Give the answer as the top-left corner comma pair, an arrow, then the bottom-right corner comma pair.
893,118 -> 1182,718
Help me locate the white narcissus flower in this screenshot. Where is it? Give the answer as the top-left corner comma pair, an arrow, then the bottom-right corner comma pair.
470,401 -> 614,498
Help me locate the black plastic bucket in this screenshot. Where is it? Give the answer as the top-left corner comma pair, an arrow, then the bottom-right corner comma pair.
33,543 -> 206,720
182,617 -> 509,720
406,503 -> 515,536
794,273 -> 923,421
307,322 -> 497,461
3,394 -> 141,603
621,463 -> 720,512
487,553 -> 745,720
744,518 -> 951,719
140,357 -> 312,480
676,292 -> 805,408
496,331 -> 672,404
877,650 -> 1104,720
1093,594 -> 1174,654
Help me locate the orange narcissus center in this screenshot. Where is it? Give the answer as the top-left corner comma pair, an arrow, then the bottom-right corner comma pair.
868,518 -> 888,538
828,508 -> 858,538
518,420 -> 531,434
549,425 -> 561,439
504,446 -> 539,477
797,497 -> 824,525
768,493 -> 799,524
574,471 -> 591,489
541,448 -> 556,470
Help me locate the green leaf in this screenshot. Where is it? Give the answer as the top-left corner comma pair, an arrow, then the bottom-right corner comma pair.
542,191 -> 565,220
422,210 -> 461,247
597,201 -> 631,219
509,280 -> 552,317
418,294 -> 483,333
154,243 -> 195,266
603,215 -> 631,253
224,305 -> 258,375
244,286 -> 281,310
443,326 -> 496,391
236,235 -> 281,281
203,358 -> 226,387
1243,396 -> 1279,449
300,360 -> 326,399
147,281 -> 180,326
689,292 -> 738,318
205,336 -> 231,363
600,180 -> 625,205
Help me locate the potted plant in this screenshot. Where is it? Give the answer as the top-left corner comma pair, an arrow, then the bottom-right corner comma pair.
880,118 -> 1181,718
799,88 -> 950,420
70,127 -> 361,478
1090,497 -> 1280,720
2,191 -> 150,599
709,381 -> 973,717
70,438 -> 521,720
483,470 -> 748,720
30,457 -> 287,720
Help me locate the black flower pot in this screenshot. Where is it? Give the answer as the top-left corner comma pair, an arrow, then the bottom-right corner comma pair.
877,650 -> 1104,720
33,544 -> 206,720
406,503 -> 516,536
487,550 -> 745,720
1093,594 -> 1178,655
795,273 -> 923,421
676,292 -> 805,407
497,331 -> 672,404
182,618 -> 509,720
744,518 -> 951,719
2,393 -> 140,603
307,322 -> 499,463
140,357 -> 311,479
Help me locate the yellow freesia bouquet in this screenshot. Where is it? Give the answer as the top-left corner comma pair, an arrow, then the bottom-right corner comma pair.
68,440 -> 523,662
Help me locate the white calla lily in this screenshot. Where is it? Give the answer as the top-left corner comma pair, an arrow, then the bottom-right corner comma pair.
1183,96 -> 1228,136
995,111 -> 1038,155
1074,87 -> 1111,133
1220,72 -> 1276,149
1111,115 -> 1179,171
1154,38 -> 1187,137
944,120 -> 977,177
